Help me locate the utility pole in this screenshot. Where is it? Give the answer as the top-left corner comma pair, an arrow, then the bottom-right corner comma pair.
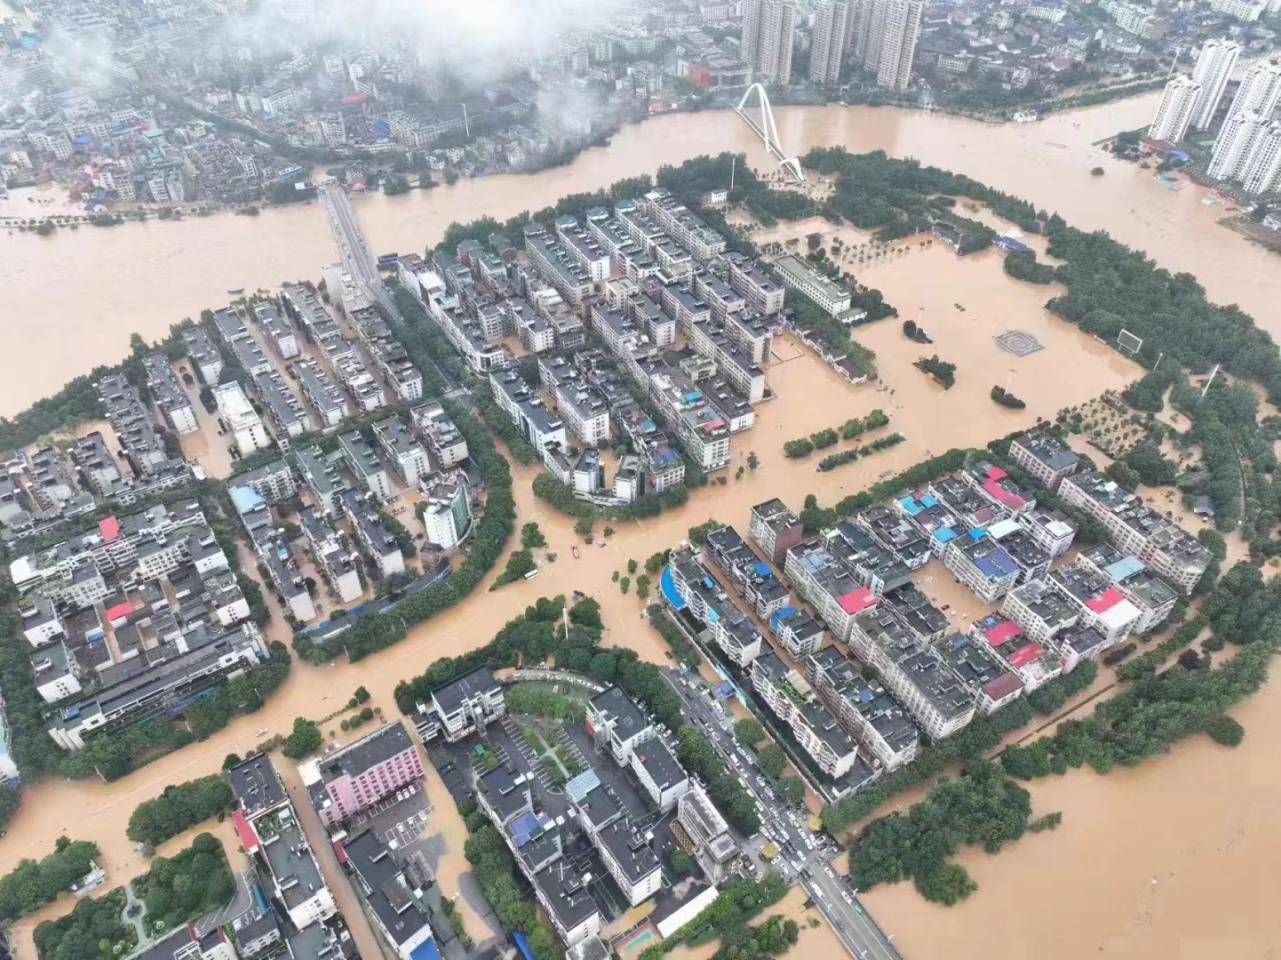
730,154 -> 736,193
1200,363 -> 1221,401
462,102 -> 470,139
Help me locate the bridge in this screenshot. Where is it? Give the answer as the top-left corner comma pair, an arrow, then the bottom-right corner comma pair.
735,83 -> 806,184
318,181 -> 467,401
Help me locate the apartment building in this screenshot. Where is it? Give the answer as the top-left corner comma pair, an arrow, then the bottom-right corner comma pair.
342,830 -> 436,960
293,446 -> 344,517
970,613 -> 1062,693
586,686 -> 656,765
338,489 -> 404,578
1018,506 -> 1077,558
597,820 -> 663,906
676,784 -> 739,882
669,547 -> 764,666
751,651 -> 861,778
966,461 -> 1035,515
229,754 -> 337,932
1059,470 -> 1209,592
936,632 -> 1023,715
214,381 -> 272,455
806,646 -> 919,772
704,524 -> 790,619
143,353 -> 198,434
339,430 -> 392,501
1076,543 -> 1178,634
373,417 -> 431,487
1009,431 -> 1080,491
231,459 -> 297,506
943,532 -> 1021,602
783,538 -> 879,644
772,254 -> 851,316
300,508 -> 362,604
858,505 -> 931,569
726,253 -> 786,316
411,401 -> 469,469
769,606 -> 826,658
1050,563 -> 1140,646
295,359 -> 350,428
630,737 -> 690,812
312,722 -> 424,826
416,667 -> 505,742
849,607 -> 975,740
749,498 -> 803,564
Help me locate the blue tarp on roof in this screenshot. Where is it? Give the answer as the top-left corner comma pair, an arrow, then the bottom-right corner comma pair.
754,561 -> 771,576
919,493 -> 938,508
898,496 -> 923,516
509,810 -> 541,847
770,605 -> 798,629
968,527 -> 986,540
660,566 -> 686,610
229,485 -> 264,515
933,527 -> 958,543
410,938 -> 440,960
975,548 -> 1019,578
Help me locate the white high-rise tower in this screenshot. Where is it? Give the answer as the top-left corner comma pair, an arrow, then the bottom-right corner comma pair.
1225,59 -> 1281,121
1189,39 -> 1240,130
1208,110 -> 1270,181
1242,122 -> 1281,195
1148,75 -> 1201,144
810,0 -> 851,86
857,0 -> 922,92
742,0 -> 798,85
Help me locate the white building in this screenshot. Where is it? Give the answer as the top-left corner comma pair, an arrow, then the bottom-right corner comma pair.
420,476 -> 471,549
1148,75 -> 1201,144
1242,122 -> 1281,195
742,0 -> 797,84
1190,39 -> 1241,130
1209,110 -> 1271,181
214,382 -> 271,455
810,0 -> 850,85
1225,59 -> 1281,121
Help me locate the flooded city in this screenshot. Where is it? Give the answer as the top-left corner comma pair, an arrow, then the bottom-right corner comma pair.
3,87 -> 1281,960
4,89 -> 1280,417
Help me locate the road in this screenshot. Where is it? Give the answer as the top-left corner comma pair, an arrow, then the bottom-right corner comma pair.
317,181 -> 467,401
663,666 -> 902,960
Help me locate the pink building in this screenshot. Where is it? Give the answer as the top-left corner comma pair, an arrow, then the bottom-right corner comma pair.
315,721 -> 423,826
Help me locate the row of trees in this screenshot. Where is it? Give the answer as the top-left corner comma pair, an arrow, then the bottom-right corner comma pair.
817,432 -> 906,472
531,471 -> 691,522
133,833 -> 235,935
463,824 -> 561,960
126,775 -> 233,848
785,410 -> 890,459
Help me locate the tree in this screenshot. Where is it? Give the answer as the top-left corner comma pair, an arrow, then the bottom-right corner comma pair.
735,718 -> 766,748
747,451 -> 760,471
575,516 -> 594,538
1204,714 -> 1243,747
520,522 -> 547,549
757,744 -> 787,780
668,848 -> 695,875
778,776 -> 806,808
282,718 -> 321,759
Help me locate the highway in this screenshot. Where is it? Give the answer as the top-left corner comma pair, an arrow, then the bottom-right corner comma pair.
317,181 -> 467,401
663,666 -> 902,960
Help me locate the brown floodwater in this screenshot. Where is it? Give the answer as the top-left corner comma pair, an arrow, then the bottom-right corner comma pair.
4,90 -> 1280,416
863,661 -> 1281,960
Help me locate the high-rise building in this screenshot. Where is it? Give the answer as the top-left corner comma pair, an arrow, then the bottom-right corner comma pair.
1242,122 -> 1281,195
852,0 -> 923,91
810,0 -> 850,86
1209,110 -> 1270,181
1225,59 -> 1281,122
1189,39 -> 1241,130
1147,75 -> 1201,144
742,0 -> 798,84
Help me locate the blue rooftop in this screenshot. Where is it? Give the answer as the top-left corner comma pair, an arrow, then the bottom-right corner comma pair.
899,496 -> 923,516
660,566 -> 686,610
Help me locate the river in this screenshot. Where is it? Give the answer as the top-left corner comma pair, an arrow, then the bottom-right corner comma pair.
4,90 -> 1280,417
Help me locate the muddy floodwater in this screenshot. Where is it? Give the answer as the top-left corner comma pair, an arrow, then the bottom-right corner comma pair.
4,89 -> 1281,416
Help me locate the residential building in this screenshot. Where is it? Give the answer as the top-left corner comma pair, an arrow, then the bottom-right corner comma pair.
1009,431 -> 1079,490
704,525 -> 790,619
231,459 -> 297,506
1058,470 -> 1209,592
782,537 -> 879,644
374,417 -> 431,487
1076,543 -> 1178,634
1002,578 -> 1080,645
313,722 -> 424,826
1225,59 -> 1281,121
935,632 -> 1023,715
1050,563 -> 1141,646
415,667 -> 505,742
970,613 -> 1062,692
412,402 -> 469,469
1209,109 -> 1271,181
1242,122 -> 1281,195
750,498 -> 803,564
751,651 -> 861,778
942,532 -> 1021,602
339,430 -> 392,501
726,254 -> 786,316
810,0 -> 850,85
806,646 -> 919,772
586,686 -> 655,764
772,254 -> 851,316
1189,39 -> 1241,129
849,607 -> 975,740
294,447 -> 344,517
857,0 -> 924,91
228,754 -> 338,932
596,820 -> 662,906
1148,75 -> 1201,143
1018,506 -> 1077,558
675,784 -> 739,882
214,381 -> 272,455
342,830 -> 436,960
629,737 -> 690,811
534,860 -> 602,946
742,0 -> 798,85
144,353 -> 198,434
769,606 -> 826,658
669,547 -> 764,666
339,489 -> 404,578
300,508 -> 363,604
420,475 -> 471,549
